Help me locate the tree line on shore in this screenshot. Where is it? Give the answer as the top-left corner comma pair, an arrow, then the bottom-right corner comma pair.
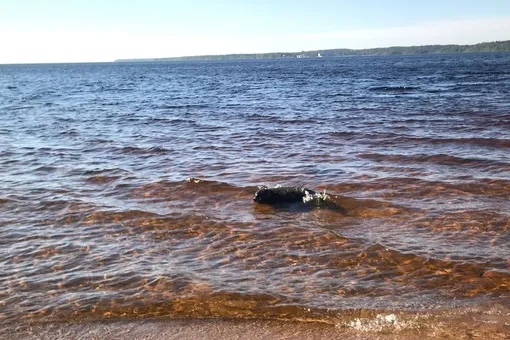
115,40 -> 510,62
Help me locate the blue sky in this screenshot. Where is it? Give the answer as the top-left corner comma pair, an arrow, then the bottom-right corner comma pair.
1,0 -> 509,63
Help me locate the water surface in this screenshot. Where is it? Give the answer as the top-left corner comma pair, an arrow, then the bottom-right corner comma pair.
0,54 -> 509,330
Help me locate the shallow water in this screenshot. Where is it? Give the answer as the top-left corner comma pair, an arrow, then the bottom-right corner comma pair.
0,54 -> 509,329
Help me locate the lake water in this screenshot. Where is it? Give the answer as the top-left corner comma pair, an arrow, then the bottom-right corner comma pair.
0,54 -> 509,336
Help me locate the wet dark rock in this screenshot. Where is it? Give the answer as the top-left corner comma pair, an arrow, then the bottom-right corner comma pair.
253,186 -> 315,205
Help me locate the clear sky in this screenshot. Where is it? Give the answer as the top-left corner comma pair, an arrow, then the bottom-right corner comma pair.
1,0 -> 509,63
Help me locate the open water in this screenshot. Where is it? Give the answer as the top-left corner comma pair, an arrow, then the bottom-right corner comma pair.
0,53 -> 509,336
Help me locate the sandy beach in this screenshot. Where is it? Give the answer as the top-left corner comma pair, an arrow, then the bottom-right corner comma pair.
3,304 -> 509,340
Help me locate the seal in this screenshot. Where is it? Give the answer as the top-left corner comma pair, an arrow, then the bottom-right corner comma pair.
253,186 -> 316,205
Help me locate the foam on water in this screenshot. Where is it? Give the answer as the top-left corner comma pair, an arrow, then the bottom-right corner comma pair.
344,314 -> 418,332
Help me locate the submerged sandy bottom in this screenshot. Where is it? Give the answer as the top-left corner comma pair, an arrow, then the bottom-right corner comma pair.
3,305 -> 509,340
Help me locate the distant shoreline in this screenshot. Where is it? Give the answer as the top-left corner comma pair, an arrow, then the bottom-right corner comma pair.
114,40 -> 510,62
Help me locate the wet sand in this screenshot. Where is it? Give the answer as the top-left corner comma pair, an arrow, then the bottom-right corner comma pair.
3,304 -> 509,340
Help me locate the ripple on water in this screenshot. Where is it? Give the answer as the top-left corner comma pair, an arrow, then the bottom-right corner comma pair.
0,55 -> 509,328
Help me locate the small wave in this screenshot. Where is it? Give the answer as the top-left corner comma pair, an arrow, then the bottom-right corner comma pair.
78,168 -> 133,185
118,146 -> 172,155
143,117 -> 184,124
95,86 -> 133,92
180,177 -> 244,192
145,117 -> 197,125
327,195 -> 410,217
329,129 -> 510,148
328,177 -> 510,198
33,165 -> 58,172
412,208 -> 510,233
82,167 -> 131,176
276,117 -> 318,124
392,136 -> 510,148
130,178 -> 253,203
328,131 -> 359,138
31,200 -> 95,214
82,209 -> 162,225
358,152 -> 509,169
369,86 -> 420,92
58,129 -> 79,136
86,138 -> 114,145
85,175 -> 122,184
159,104 -> 209,109
56,116 -> 78,123
5,105 -> 34,111
0,150 -> 16,157
246,113 -> 277,121
324,92 -> 352,97
21,94 -> 43,101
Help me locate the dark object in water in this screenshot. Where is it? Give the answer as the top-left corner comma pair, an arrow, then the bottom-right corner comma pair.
253,186 -> 316,205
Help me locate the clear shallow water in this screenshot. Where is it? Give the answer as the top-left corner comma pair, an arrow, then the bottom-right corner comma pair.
0,54 -> 509,326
